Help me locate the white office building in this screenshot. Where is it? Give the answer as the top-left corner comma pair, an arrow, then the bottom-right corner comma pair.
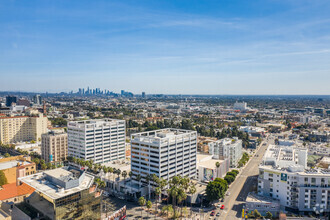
233,101 -> 248,111
130,128 -> 197,186
208,137 -> 242,167
258,145 -> 330,215
68,119 -> 126,164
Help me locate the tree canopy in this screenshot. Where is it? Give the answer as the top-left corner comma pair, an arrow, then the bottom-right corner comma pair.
205,178 -> 228,202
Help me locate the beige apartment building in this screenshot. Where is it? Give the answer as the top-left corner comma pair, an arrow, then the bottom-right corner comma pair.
0,114 -> 48,144
41,130 -> 68,163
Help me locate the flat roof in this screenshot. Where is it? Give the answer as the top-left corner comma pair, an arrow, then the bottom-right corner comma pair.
197,154 -> 225,169
246,192 -> 280,204
131,128 -> 196,142
44,168 -> 74,179
19,168 -> 94,200
0,160 -> 31,170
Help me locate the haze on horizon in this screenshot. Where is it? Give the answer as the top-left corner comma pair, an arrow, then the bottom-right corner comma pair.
1,0 -> 330,95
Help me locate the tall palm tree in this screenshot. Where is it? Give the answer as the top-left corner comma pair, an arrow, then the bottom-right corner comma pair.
146,200 -> 152,219
136,174 -> 142,198
138,196 -> 146,220
116,169 -> 121,179
177,188 -> 187,219
155,187 -> 161,217
151,174 -> 159,200
188,184 -> 196,218
146,174 -> 152,200
109,167 -> 114,192
122,170 -> 128,183
215,162 -> 220,179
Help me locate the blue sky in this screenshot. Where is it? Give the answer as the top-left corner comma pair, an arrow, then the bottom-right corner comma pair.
1,0 -> 330,94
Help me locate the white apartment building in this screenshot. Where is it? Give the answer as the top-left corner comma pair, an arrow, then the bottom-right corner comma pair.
130,128 -> 197,187
258,145 -> 330,215
208,137 -> 242,167
233,101 -> 248,111
262,145 -> 307,169
68,119 -> 125,164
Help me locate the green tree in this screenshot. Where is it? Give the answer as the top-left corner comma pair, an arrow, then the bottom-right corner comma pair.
224,174 -> 235,185
189,184 -> 197,217
122,171 -> 127,183
0,170 -> 8,186
138,197 -> 146,219
265,211 -> 273,219
155,187 -> 161,215
4,153 -> 10,158
41,163 -> 47,170
146,200 -> 152,219
215,162 -> 220,178
227,171 -> 237,178
254,209 -> 262,218
205,178 -> 228,202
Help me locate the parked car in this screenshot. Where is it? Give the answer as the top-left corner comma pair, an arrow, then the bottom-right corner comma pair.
210,210 -> 215,216
220,205 -> 225,210
216,212 -> 220,217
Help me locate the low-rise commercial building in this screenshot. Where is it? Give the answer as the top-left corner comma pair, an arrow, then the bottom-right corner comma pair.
0,156 -> 36,184
19,166 -> 100,220
197,154 -> 229,182
245,192 -> 280,218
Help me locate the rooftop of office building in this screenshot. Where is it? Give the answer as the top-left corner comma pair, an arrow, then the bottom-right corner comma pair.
68,118 -> 125,129
133,128 -> 196,138
131,128 -> 197,144
19,166 -> 94,200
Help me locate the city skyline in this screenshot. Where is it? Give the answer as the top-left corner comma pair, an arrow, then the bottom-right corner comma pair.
1,0 -> 330,94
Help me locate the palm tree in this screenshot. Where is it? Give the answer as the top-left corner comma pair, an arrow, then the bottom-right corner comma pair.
109,167 -> 114,192
168,187 -> 178,218
138,197 -> 146,220
151,174 -> 159,200
146,200 -> 152,219
136,174 -> 142,198
177,188 -> 187,218
159,178 -> 167,201
215,162 -> 220,178
99,181 -> 106,188
122,171 -> 128,183
146,174 -> 151,200
181,177 -> 190,207
102,166 -> 107,176
188,184 -> 196,218
117,169 -> 121,179
155,187 -> 161,217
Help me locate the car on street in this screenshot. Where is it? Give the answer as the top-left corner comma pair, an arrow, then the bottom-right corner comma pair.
216,212 -> 220,217
210,210 -> 215,216
220,205 -> 225,209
